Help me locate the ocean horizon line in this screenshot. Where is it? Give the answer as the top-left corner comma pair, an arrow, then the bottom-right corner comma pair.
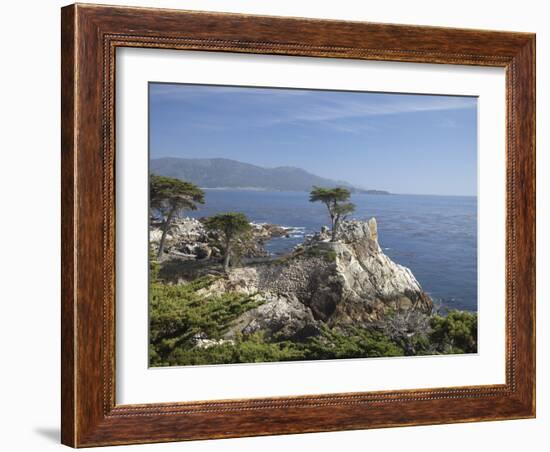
198,186 -> 477,197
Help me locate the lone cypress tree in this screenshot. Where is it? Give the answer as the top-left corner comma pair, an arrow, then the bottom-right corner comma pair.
150,174 -> 205,258
309,186 -> 355,241
204,212 -> 252,273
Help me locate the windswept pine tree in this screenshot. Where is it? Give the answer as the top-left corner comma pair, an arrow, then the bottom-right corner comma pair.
309,186 -> 356,241
150,174 -> 205,258
204,212 -> 252,273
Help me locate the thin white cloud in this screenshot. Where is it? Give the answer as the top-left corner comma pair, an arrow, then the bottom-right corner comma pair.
269,96 -> 476,125
150,83 -> 476,133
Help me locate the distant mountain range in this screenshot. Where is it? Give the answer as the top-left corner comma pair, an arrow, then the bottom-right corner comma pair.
150,157 -> 390,194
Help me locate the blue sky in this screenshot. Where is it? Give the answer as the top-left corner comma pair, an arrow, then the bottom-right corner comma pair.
149,83 -> 477,196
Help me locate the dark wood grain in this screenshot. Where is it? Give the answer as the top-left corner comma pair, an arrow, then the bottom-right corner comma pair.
60,5 -> 76,447
61,3 -> 536,447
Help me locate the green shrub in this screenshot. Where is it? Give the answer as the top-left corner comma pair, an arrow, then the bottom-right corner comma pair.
149,277 -> 477,366
306,326 -> 404,359
303,246 -> 338,262
429,310 -> 477,354
149,277 -> 263,366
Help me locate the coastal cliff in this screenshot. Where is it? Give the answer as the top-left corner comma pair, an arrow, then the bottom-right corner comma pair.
209,219 -> 432,340
149,216 -> 477,366
152,217 -> 432,341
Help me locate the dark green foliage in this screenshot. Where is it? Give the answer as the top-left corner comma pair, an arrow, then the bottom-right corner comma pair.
150,174 -> 205,212
203,212 -> 252,239
429,310 -> 478,354
379,309 -> 478,356
149,277 -> 478,366
309,186 -> 356,241
333,202 -> 356,218
150,278 -> 405,367
325,251 -> 338,262
309,186 -> 352,204
203,212 -> 252,272
306,326 -> 404,359
165,333 -> 306,366
262,245 -> 337,268
150,174 -> 205,258
149,277 -> 263,366
301,246 -> 338,262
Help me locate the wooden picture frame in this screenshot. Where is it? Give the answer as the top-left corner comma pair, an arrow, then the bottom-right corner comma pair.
61,3 -> 535,447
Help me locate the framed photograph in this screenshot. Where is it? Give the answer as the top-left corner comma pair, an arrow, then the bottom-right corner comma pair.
61,3 -> 535,447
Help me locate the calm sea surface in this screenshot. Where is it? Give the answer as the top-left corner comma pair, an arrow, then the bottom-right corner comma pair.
188,190 -> 477,312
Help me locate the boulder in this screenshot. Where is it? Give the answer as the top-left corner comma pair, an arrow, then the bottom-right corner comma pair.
224,293 -> 317,341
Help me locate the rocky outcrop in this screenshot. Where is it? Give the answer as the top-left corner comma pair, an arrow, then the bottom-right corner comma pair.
208,218 -> 432,339
154,217 -> 432,341
150,217 -> 294,260
150,217 -> 212,259
225,293 -> 318,341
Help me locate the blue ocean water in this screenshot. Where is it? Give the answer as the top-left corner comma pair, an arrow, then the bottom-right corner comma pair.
188,190 -> 477,312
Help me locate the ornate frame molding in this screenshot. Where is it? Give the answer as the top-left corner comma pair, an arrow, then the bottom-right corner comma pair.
62,4 -> 535,447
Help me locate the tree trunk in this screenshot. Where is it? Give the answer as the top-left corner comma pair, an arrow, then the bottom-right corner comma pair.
157,208 -> 175,259
331,215 -> 340,242
324,202 -> 335,233
223,242 -> 232,274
